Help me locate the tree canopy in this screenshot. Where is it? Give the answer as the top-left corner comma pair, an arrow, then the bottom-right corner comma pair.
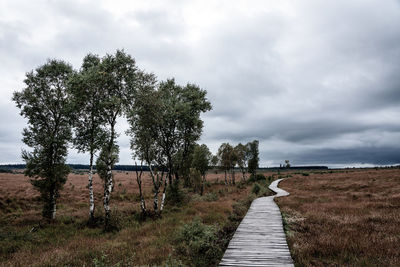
12,59 -> 74,220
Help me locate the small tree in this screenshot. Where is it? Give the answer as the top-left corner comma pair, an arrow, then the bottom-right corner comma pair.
235,143 -> 250,181
217,143 -> 236,185
13,60 -> 74,220
285,160 -> 291,168
247,140 -> 260,178
191,144 -> 212,195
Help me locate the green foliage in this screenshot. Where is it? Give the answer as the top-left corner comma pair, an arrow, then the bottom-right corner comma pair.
175,218 -> 222,267
191,144 -> 212,176
13,59 -> 74,220
69,54 -> 108,157
126,78 -> 212,189
235,143 -> 249,174
247,140 -> 259,176
95,144 -> 119,182
217,143 -> 237,172
189,168 -> 202,194
248,173 -> 267,183
165,180 -> 186,206
203,192 -> 219,202
252,183 -> 261,195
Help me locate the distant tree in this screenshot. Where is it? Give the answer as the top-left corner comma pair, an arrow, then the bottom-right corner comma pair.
235,143 -> 250,181
12,60 -> 74,220
69,54 -> 108,223
285,160 -> 291,168
191,144 -> 212,195
247,140 -> 260,177
189,168 -> 202,194
229,147 -> 239,185
211,155 -> 219,168
217,143 -> 237,185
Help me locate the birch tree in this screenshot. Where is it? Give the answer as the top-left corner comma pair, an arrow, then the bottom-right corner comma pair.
69,54 -> 107,223
217,143 -> 232,185
247,140 -> 260,178
191,144 -> 212,195
126,72 -> 168,215
127,78 -> 211,210
12,60 -> 74,220
235,143 -> 250,181
154,79 -> 211,186
95,50 -> 138,229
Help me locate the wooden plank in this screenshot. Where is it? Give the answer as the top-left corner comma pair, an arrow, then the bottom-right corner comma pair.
219,179 -> 294,267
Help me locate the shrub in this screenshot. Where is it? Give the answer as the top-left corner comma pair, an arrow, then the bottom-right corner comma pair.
248,173 -> 267,183
203,192 -> 219,202
252,183 -> 261,195
236,181 -> 246,189
166,180 -> 186,206
190,168 -> 202,194
175,218 -> 222,266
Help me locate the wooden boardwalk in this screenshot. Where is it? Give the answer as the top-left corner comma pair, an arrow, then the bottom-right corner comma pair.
219,179 -> 293,267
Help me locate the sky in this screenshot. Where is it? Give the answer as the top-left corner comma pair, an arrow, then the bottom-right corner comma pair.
1,0 -> 399,167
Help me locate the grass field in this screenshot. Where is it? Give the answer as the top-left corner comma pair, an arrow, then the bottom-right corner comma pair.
0,169 -> 275,266
2,168 -> 399,266
277,168 -> 400,267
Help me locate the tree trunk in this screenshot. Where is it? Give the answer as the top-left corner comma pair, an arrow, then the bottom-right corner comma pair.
88,153 -> 95,222
232,169 -> 235,185
224,170 -> 227,185
51,188 -> 57,220
200,174 -> 206,196
135,164 -> 146,215
160,174 -> 168,212
242,171 -> 246,181
153,188 -> 159,211
104,163 -> 113,229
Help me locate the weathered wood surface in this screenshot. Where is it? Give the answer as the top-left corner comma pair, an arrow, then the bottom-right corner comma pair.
219,178 -> 293,267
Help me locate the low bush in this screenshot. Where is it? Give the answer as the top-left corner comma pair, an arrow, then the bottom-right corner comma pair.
252,183 -> 261,195
175,218 -> 222,266
248,173 -> 267,183
165,180 -> 187,206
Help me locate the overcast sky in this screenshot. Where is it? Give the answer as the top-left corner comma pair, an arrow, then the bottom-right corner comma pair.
1,0 -> 399,167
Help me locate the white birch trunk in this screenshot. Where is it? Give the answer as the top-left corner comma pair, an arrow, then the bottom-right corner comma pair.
89,162 -> 95,220
104,163 -> 113,226
160,175 -> 168,212
51,194 -> 56,220
135,162 -> 147,214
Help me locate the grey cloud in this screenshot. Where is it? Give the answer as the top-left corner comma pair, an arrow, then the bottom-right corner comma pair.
272,147 -> 400,166
1,1 -> 400,166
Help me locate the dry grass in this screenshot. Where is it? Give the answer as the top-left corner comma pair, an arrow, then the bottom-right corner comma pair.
0,169 -> 268,266
276,168 -> 400,267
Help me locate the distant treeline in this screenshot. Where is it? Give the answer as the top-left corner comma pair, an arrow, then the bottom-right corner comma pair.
259,166 -> 328,170
1,164 -> 328,171
0,164 -> 151,171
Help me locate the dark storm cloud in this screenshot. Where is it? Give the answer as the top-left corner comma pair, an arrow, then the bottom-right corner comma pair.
1,0 -> 399,166
276,147 -> 400,166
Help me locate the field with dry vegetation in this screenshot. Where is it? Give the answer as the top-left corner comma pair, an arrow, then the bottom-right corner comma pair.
0,169 -> 276,266
277,168 -> 400,267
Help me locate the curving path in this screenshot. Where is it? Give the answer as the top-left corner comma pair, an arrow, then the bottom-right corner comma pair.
219,178 -> 294,267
